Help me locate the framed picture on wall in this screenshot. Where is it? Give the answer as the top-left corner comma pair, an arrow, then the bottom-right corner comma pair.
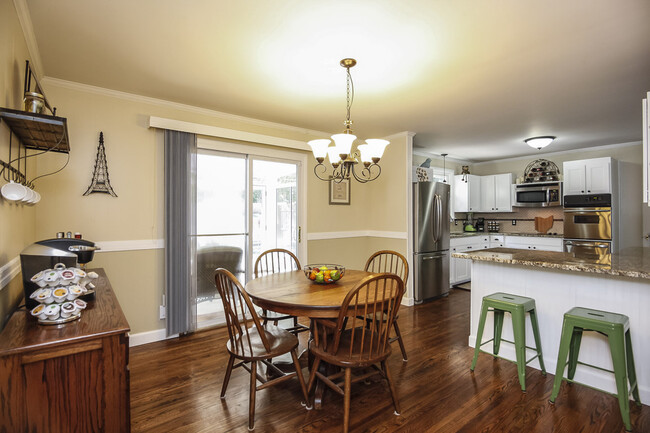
329,178 -> 350,205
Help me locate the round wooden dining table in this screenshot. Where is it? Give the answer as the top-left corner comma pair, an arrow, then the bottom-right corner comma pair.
245,269 -> 376,409
245,269 -> 375,319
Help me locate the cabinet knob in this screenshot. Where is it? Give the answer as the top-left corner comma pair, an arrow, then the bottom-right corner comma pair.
581,190 -> 584,193
528,246 -> 531,249
587,190 -> 591,193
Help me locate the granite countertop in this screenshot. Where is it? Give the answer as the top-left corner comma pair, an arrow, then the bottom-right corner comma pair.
452,247 -> 650,279
450,232 -> 563,238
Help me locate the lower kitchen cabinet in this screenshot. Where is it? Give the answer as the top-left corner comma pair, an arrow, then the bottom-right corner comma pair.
504,236 -> 563,252
450,235 -> 563,285
450,236 -> 489,285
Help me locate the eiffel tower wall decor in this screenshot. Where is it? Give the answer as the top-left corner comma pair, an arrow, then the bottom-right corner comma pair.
84,131 -> 117,197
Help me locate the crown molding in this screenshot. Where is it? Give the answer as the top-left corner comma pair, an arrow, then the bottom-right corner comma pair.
13,0 -> 43,78
40,77 -> 331,138
471,140 -> 642,166
412,150 -> 470,164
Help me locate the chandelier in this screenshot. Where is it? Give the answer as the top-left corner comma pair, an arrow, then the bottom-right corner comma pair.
307,58 -> 389,183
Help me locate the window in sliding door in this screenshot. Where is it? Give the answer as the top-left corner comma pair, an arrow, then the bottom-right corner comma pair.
194,143 -> 305,329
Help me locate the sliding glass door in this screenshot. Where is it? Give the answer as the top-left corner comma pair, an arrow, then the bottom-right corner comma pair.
194,144 -> 303,328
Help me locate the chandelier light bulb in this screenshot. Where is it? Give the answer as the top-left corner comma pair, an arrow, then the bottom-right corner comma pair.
308,139 -> 331,161
356,144 -> 373,164
365,139 -> 389,160
327,146 -> 342,166
331,133 -> 356,158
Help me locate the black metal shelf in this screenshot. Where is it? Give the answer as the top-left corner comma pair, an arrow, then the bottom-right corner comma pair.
0,107 -> 69,154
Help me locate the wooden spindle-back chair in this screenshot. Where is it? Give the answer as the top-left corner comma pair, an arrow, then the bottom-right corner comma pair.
214,268 -> 310,431
253,248 -> 309,334
364,250 -> 410,360
307,273 -> 404,433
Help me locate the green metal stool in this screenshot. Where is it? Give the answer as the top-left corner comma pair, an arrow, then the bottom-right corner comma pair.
471,292 -> 546,391
549,307 -> 641,432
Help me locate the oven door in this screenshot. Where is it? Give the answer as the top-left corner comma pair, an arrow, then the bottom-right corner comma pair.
563,208 -> 612,240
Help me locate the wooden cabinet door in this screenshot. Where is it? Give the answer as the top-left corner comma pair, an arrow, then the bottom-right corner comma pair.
494,173 -> 512,211
563,161 -> 587,195
585,159 -> 611,193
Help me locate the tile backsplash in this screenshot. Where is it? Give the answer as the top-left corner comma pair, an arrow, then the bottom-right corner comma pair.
452,207 -> 564,234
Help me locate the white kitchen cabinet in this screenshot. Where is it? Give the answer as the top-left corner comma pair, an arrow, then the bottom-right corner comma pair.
450,236 -> 489,285
563,158 -> 612,195
504,236 -> 563,252
480,173 -> 513,212
453,175 -> 481,213
489,235 -> 504,248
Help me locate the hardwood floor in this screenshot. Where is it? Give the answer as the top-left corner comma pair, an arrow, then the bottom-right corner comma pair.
130,289 -> 650,432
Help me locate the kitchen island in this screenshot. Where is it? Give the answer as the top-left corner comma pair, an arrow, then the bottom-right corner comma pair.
453,247 -> 650,402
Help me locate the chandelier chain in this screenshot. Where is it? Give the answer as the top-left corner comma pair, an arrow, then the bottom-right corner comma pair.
345,67 -> 354,128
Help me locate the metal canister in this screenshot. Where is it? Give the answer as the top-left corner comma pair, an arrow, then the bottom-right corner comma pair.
24,92 -> 45,114
66,231 -> 72,238
56,232 -> 64,239
74,233 -> 82,239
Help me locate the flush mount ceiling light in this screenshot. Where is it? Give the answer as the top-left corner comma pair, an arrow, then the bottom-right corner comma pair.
307,58 -> 388,183
525,136 -> 556,150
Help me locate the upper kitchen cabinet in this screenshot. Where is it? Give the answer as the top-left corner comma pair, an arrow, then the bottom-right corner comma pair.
480,173 -> 512,212
563,157 -> 612,195
454,174 -> 481,213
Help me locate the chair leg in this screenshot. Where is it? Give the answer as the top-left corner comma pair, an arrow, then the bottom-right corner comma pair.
382,360 -> 401,415
248,361 -> 257,431
343,367 -> 352,433
550,320 -> 574,403
609,332 -> 632,432
471,302 -> 489,371
221,353 -> 236,398
290,349 -> 312,409
625,330 -> 642,406
511,308 -> 527,392
307,356 -> 321,393
567,328 -> 583,380
493,309 -> 505,356
529,309 -> 546,375
392,321 -> 408,361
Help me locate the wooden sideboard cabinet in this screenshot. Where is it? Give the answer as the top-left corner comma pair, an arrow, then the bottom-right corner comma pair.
0,269 -> 130,432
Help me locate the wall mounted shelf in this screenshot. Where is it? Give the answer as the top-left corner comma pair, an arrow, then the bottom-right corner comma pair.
0,107 -> 69,153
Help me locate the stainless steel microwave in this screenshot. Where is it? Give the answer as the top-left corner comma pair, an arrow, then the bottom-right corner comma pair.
514,182 -> 562,207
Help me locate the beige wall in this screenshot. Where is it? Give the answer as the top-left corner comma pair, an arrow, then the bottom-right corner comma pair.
33,80 -> 411,334
0,0 -> 36,327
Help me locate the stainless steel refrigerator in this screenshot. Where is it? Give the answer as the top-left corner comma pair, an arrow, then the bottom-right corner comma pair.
413,181 -> 450,303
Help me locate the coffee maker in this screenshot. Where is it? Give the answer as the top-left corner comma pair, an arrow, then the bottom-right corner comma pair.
20,238 -> 97,309
476,218 -> 485,232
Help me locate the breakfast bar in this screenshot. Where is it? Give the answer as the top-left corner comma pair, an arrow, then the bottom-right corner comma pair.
453,247 -> 650,402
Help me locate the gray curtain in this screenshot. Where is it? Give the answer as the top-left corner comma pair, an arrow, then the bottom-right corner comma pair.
164,130 -> 197,336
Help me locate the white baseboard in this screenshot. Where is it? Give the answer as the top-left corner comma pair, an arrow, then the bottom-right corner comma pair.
129,328 -> 176,347
401,296 -> 415,307
468,335 -> 650,403
0,256 -> 21,293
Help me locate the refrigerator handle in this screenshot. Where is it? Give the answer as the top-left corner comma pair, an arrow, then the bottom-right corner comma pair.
432,193 -> 441,243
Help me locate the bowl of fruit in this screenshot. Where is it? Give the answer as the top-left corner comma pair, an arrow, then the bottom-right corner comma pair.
304,264 -> 345,284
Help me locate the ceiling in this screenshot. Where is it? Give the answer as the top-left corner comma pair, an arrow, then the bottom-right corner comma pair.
23,0 -> 650,162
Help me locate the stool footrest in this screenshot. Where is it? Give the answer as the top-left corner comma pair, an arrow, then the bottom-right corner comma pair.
575,360 -> 615,375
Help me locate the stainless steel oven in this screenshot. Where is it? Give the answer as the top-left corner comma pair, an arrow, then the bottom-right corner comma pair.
563,207 -> 612,241
514,182 -> 562,207
563,193 -> 612,255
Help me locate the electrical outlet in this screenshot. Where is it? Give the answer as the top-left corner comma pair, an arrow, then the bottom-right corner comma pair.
159,305 -> 166,320
512,219 -> 517,225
